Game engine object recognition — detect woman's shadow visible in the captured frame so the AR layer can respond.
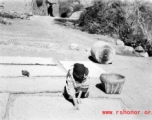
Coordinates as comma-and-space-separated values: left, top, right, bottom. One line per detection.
62, 86, 74, 105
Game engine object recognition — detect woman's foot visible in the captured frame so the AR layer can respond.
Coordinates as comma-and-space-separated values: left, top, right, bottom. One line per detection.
84, 92, 89, 98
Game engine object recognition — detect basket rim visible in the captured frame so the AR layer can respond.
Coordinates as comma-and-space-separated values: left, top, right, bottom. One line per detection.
100, 73, 125, 83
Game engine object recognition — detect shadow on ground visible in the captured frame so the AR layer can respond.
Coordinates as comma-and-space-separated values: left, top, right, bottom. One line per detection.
54, 18, 77, 26
88, 56, 98, 63
96, 83, 106, 93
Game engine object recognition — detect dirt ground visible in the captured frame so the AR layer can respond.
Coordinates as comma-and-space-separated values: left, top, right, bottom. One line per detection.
0, 16, 152, 120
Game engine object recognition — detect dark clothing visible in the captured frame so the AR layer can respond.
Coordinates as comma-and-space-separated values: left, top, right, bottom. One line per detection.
48, 5, 53, 16
47, 1, 56, 17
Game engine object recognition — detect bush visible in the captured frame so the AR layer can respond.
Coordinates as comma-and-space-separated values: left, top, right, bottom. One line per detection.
78, 0, 152, 56
79, 0, 126, 34
72, 4, 83, 12
59, 2, 71, 18
59, 0, 84, 18
0, 11, 30, 19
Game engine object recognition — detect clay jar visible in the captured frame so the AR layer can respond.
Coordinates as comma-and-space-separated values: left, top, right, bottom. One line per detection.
91, 41, 115, 64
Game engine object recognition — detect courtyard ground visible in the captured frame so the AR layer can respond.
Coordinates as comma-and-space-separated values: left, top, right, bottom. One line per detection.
0, 16, 152, 120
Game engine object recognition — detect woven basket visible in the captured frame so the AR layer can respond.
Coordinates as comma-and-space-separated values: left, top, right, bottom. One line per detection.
100, 73, 125, 94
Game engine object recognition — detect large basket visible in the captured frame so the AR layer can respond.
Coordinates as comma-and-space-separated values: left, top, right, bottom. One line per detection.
100, 73, 125, 94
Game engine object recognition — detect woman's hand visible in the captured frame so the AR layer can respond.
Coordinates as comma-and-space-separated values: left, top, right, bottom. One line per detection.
75, 87, 81, 92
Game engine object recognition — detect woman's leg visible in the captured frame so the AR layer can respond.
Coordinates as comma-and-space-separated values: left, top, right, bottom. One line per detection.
77, 90, 82, 104
84, 91, 89, 98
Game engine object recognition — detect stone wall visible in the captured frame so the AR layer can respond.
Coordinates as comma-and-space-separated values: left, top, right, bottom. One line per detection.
48, 0, 59, 16
0, 0, 59, 16
32, 0, 48, 16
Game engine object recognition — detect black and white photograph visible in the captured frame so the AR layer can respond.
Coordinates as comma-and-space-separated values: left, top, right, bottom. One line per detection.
0, 0, 152, 120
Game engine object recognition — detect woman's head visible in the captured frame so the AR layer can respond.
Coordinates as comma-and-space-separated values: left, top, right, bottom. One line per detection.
73, 63, 88, 82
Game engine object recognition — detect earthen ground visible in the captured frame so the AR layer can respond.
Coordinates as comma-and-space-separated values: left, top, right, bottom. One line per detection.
0, 16, 152, 120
